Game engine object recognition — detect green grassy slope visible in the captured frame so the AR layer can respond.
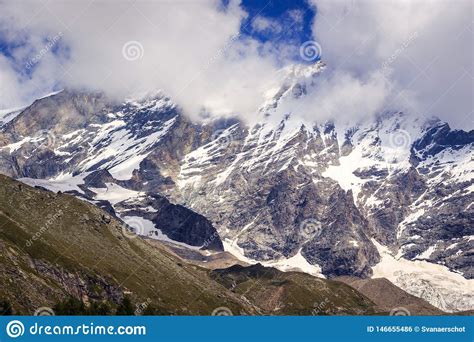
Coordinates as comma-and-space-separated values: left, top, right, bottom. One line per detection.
210, 264, 377, 315
0, 174, 253, 315
0, 174, 397, 316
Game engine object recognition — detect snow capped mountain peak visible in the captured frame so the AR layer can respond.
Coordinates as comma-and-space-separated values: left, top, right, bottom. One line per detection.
0, 82, 472, 312
260, 61, 326, 118
124, 89, 170, 105
279, 61, 326, 82
0, 106, 26, 127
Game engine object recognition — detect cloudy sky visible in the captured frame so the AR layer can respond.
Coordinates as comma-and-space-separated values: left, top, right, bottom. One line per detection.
0, 0, 472, 129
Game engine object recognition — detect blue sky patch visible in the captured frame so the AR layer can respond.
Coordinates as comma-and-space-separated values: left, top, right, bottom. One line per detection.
239, 0, 315, 44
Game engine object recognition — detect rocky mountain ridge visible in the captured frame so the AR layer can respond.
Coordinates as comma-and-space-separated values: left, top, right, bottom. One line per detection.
2, 173, 451, 316
0, 62, 472, 311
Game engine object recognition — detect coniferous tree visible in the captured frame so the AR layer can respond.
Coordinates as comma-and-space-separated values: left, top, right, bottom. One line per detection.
116, 296, 134, 315
53, 297, 86, 315
0, 299, 13, 315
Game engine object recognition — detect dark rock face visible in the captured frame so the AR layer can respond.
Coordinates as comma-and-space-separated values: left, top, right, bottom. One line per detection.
301, 187, 379, 278
83, 169, 116, 188
363, 167, 427, 246
32, 259, 124, 304
114, 193, 224, 251
412, 122, 474, 159
152, 201, 224, 251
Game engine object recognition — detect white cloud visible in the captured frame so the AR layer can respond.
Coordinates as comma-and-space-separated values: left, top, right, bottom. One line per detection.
310, 0, 473, 129
0, 0, 286, 122
251, 16, 282, 34
0, 0, 471, 131
302, 70, 392, 125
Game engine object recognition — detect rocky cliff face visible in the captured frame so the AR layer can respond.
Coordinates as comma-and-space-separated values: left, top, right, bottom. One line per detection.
6, 173, 441, 316
114, 192, 224, 251
0, 91, 224, 251
0, 62, 472, 311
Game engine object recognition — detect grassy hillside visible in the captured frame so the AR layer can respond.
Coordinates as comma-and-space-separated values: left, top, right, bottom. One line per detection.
210, 264, 376, 315
1, 174, 441, 316
0, 174, 254, 315
336, 276, 444, 315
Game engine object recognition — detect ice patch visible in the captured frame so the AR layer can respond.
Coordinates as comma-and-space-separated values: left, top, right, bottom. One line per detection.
223, 239, 324, 278
120, 215, 203, 250
90, 183, 144, 205
19, 172, 90, 194
371, 239, 474, 312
